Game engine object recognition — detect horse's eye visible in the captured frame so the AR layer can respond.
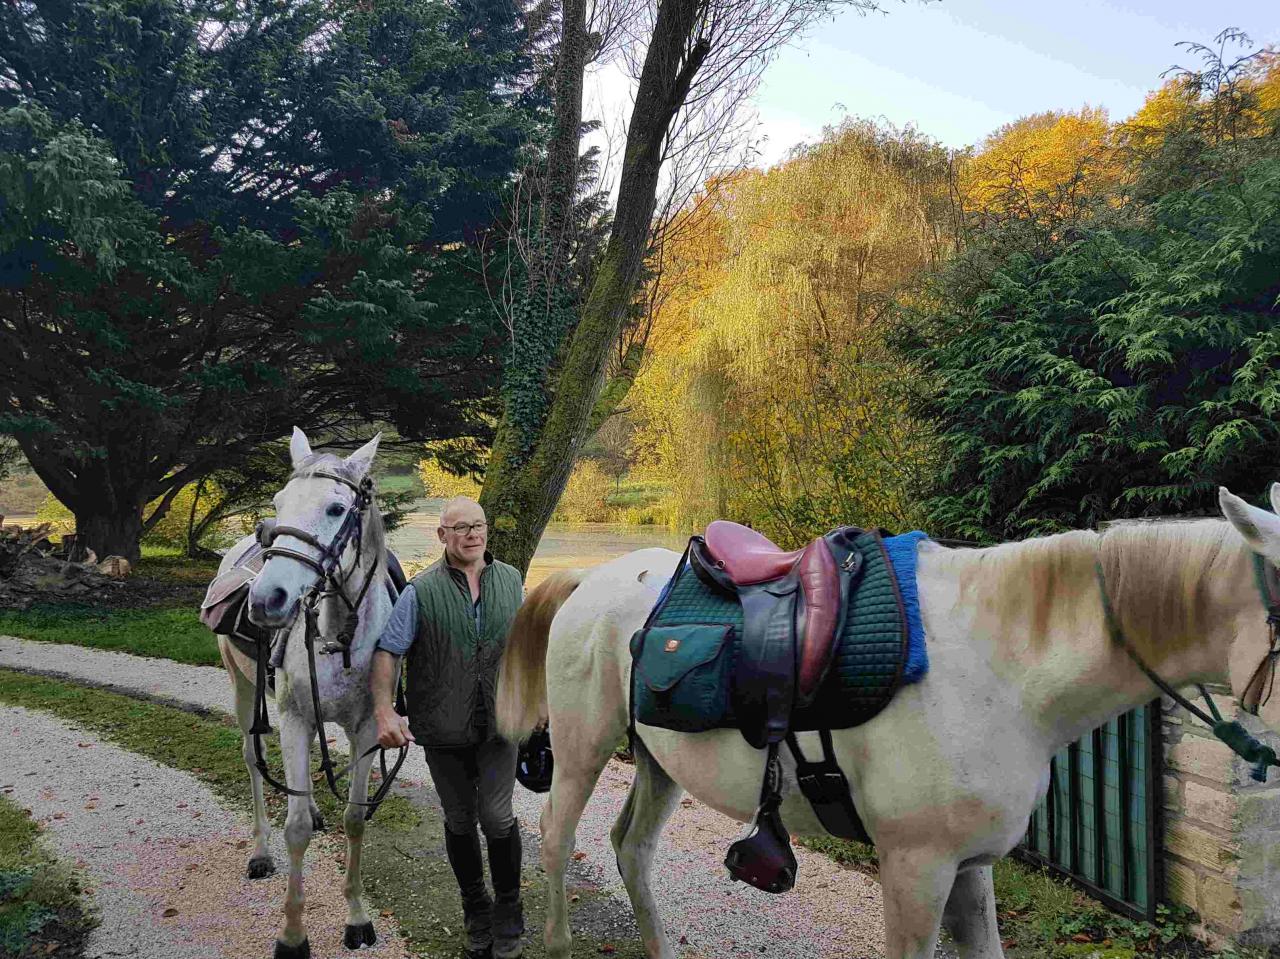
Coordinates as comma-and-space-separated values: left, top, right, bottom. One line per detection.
327, 503, 346, 518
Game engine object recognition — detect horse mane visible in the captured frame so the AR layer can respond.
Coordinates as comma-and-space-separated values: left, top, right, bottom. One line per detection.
292, 452, 387, 570
945, 519, 1250, 660
1098, 519, 1246, 661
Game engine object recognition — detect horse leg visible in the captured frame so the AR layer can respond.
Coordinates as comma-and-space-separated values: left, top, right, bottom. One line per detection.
609, 740, 682, 959
340, 722, 379, 950
941, 866, 1004, 959
275, 712, 316, 959
540, 731, 617, 959
221, 640, 275, 879
878, 847, 957, 959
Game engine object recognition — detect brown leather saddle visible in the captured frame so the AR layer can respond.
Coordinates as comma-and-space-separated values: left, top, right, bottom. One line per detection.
676, 522, 873, 893
693, 520, 861, 749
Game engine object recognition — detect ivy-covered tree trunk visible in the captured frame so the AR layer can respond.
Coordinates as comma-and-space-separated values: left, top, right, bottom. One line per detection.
481, 0, 710, 573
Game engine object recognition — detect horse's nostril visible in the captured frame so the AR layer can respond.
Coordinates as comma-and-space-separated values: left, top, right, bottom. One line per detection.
267, 586, 289, 612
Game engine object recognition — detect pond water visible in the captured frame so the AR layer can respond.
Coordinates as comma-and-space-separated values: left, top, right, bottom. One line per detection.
388, 499, 688, 587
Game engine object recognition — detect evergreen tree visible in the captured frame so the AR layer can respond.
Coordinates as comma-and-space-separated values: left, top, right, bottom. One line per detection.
0, 0, 539, 560
905, 37, 1280, 541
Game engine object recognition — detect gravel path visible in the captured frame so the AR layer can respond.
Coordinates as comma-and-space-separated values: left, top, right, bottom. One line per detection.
0, 636, 953, 959
0, 704, 408, 959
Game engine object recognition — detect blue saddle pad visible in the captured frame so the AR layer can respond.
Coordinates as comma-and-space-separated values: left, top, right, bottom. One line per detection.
882, 531, 930, 684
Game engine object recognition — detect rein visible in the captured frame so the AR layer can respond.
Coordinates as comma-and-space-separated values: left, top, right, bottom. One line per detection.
249, 468, 408, 819
1095, 554, 1280, 783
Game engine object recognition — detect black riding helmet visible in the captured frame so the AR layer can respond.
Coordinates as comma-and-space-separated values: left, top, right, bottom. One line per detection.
516, 726, 553, 793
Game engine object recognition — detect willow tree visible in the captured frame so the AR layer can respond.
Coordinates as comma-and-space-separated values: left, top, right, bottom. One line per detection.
479, 0, 882, 572
629, 120, 951, 544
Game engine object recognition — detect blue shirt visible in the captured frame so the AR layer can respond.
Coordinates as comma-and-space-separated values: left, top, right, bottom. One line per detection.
376, 586, 420, 656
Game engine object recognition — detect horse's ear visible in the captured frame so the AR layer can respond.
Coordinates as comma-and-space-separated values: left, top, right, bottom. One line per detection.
345, 433, 381, 480
1270, 482, 1280, 516
290, 427, 312, 468
1219, 487, 1280, 553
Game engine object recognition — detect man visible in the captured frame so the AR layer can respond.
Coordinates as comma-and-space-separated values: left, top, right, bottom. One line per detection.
371, 496, 525, 959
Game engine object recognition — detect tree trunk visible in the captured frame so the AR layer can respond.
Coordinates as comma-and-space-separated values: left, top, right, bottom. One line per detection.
73, 502, 144, 564
481, 0, 710, 574
20, 437, 150, 564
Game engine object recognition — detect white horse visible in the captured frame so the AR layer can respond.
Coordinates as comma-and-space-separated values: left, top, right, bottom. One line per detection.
495, 486, 1280, 959
216, 427, 392, 958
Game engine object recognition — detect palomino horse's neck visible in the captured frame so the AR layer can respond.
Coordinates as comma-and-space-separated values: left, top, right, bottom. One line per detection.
959, 521, 1257, 749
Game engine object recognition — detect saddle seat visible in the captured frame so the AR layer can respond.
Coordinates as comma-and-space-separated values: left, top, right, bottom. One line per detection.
702, 520, 845, 704
704, 521, 806, 585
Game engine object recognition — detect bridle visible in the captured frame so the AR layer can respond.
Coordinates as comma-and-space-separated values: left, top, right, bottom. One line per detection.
261, 468, 381, 661
248, 467, 408, 818
1096, 553, 1280, 783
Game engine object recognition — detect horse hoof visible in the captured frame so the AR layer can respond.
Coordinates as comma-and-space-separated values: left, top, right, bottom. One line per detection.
311, 811, 326, 832
247, 856, 276, 879
344, 922, 376, 949
274, 938, 310, 959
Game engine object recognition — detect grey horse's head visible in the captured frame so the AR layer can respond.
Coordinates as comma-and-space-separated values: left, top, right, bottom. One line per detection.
247, 426, 382, 628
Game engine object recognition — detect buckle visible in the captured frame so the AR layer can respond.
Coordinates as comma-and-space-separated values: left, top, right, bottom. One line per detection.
797, 768, 849, 805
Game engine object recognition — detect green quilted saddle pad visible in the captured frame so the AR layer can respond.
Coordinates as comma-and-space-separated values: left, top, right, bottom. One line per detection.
642, 529, 908, 732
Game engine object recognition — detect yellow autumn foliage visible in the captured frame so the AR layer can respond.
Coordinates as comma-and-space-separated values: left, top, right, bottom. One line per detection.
958, 106, 1118, 217
417, 457, 481, 499
630, 120, 948, 545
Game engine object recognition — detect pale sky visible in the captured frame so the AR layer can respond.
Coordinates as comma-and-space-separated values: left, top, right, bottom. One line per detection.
585, 0, 1280, 174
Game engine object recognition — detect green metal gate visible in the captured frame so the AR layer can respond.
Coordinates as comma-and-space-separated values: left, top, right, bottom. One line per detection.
1016, 701, 1164, 921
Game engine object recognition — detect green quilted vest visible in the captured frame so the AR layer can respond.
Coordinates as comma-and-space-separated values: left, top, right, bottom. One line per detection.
404, 555, 523, 748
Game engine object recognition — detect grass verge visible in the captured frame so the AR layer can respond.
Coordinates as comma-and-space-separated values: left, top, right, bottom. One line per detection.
795, 836, 1245, 958
0, 796, 96, 958
0, 669, 416, 829
0, 670, 645, 958
0, 605, 220, 666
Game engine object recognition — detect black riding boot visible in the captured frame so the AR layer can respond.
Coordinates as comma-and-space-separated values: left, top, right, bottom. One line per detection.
445, 826, 493, 959
487, 821, 525, 959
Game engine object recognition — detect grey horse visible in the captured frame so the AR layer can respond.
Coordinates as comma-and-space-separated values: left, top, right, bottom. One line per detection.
216, 427, 392, 958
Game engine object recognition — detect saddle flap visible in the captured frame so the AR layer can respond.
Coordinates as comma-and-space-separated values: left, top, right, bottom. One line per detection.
632, 624, 733, 693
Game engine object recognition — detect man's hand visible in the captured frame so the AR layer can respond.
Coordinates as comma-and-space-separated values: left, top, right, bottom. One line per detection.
375, 706, 414, 749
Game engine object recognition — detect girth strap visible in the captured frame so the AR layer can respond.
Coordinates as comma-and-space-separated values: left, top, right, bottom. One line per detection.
786, 730, 871, 844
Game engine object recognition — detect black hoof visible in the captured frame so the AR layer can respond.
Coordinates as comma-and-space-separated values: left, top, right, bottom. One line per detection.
311, 811, 326, 832
274, 938, 310, 959
343, 922, 376, 949
247, 856, 276, 879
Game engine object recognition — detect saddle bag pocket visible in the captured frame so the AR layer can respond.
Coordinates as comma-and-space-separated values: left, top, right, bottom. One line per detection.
199, 567, 270, 644
631, 624, 734, 733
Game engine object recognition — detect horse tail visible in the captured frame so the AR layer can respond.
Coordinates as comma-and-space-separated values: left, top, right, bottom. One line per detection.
497, 569, 585, 742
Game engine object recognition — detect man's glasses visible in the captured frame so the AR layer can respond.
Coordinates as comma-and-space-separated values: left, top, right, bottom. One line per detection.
444, 521, 487, 536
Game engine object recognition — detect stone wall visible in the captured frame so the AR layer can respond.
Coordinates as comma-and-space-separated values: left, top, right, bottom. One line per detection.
1161, 688, 1280, 948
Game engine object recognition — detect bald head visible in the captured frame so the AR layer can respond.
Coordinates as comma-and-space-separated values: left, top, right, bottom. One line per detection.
438, 497, 488, 569
440, 496, 485, 527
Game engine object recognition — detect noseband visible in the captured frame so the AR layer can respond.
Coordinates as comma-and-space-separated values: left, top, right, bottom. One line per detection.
1097, 553, 1280, 783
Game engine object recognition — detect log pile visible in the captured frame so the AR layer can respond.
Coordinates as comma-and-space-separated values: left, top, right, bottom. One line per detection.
0, 523, 129, 609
